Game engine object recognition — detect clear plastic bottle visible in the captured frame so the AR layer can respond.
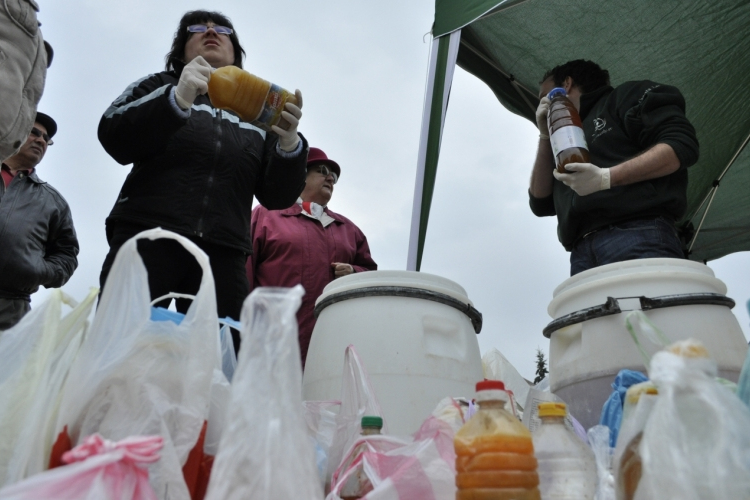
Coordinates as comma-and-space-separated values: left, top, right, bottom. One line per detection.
338, 416, 383, 500
547, 87, 590, 173
207, 66, 298, 132
454, 380, 540, 500
533, 402, 596, 500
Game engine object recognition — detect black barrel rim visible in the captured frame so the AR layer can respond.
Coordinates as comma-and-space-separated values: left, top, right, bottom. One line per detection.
313, 285, 483, 334
543, 292, 735, 338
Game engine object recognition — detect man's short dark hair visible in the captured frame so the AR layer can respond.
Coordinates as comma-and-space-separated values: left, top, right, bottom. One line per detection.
542, 60, 610, 94
165, 10, 246, 74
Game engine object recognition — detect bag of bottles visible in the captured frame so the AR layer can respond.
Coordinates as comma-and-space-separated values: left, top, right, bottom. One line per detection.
0, 288, 98, 487
52, 229, 222, 500
0, 434, 162, 500
635, 339, 750, 499
327, 416, 456, 500
204, 286, 322, 500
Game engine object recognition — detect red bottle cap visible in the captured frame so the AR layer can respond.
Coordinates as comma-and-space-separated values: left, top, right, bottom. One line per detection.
476, 379, 505, 392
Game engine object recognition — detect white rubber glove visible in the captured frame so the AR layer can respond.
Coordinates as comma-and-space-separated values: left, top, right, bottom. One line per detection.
536, 96, 551, 139
272, 89, 303, 151
553, 162, 611, 196
175, 56, 212, 110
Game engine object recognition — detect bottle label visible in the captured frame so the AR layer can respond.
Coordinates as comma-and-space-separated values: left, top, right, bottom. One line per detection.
254, 84, 286, 129
550, 125, 588, 158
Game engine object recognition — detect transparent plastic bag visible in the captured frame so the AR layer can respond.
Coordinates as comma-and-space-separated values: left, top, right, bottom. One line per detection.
304, 400, 340, 487
636, 340, 750, 499
204, 286, 322, 500
0, 434, 162, 500
0, 288, 98, 487
482, 347, 531, 410
587, 425, 615, 500
53, 229, 221, 500
326, 345, 386, 490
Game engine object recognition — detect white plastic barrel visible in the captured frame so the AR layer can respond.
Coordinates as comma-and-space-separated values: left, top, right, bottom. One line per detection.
547, 258, 748, 429
302, 270, 484, 436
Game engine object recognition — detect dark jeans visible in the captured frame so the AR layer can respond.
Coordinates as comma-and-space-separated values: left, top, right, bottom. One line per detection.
570, 216, 685, 276
99, 222, 249, 351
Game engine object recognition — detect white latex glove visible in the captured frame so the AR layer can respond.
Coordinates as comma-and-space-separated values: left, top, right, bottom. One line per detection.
553, 162, 611, 196
175, 56, 212, 110
272, 89, 303, 151
536, 96, 551, 139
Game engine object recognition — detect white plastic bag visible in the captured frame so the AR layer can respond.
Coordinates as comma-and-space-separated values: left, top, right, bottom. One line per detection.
0, 434, 162, 500
304, 400, 341, 487
0, 288, 98, 486
205, 286, 322, 500
326, 345, 386, 489
53, 229, 221, 500
482, 348, 531, 411
636, 340, 750, 499
587, 425, 615, 500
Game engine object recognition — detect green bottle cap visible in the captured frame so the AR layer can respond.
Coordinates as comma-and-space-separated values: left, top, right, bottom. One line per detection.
361, 416, 383, 428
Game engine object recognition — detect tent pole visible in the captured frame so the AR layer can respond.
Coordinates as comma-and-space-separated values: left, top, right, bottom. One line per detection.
406, 30, 461, 271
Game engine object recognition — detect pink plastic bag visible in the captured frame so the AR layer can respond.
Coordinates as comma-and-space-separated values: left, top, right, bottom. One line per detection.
327, 417, 456, 500
0, 434, 162, 500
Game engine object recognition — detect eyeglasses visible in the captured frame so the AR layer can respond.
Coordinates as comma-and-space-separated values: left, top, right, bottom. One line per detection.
186, 24, 233, 36
30, 127, 53, 146
310, 165, 338, 184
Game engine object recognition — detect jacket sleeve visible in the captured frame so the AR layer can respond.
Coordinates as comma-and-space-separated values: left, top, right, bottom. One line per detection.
98, 73, 188, 165
351, 227, 378, 273
529, 190, 556, 217
622, 82, 700, 169
254, 134, 309, 210
42, 199, 79, 288
245, 206, 265, 292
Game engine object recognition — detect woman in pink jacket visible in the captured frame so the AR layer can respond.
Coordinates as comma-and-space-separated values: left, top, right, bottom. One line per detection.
247, 147, 377, 366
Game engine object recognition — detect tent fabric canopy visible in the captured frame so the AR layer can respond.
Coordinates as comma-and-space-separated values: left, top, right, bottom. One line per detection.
416, 0, 750, 264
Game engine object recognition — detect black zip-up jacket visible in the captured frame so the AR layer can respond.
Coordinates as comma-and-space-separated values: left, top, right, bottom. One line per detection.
98, 70, 308, 253
0, 169, 79, 300
530, 80, 699, 250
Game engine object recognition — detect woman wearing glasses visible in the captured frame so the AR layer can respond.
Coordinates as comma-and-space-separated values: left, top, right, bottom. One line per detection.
247, 148, 377, 367
97, 10, 307, 351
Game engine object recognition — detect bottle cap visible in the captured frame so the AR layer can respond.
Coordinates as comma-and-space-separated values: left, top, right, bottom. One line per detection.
361, 416, 383, 428
476, 379, 505, 392
547, 87, 567, 99
537, 402, 567, 417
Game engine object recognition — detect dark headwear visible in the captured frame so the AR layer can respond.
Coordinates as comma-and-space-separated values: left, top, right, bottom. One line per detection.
307, 148, 341, 179
35, 112, 57, 138
43, 40, 53, 68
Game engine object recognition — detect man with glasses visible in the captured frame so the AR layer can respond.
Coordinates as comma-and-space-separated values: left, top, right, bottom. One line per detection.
0, 112, 79, 330
247, 147, 377, 367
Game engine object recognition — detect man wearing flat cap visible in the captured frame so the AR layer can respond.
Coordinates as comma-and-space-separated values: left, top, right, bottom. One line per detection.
0, 112, 79, 330
247, 147, 377, 366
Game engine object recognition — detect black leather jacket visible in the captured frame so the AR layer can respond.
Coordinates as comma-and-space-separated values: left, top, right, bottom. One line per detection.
98, 70, 308, 253
0, 169, 79, 300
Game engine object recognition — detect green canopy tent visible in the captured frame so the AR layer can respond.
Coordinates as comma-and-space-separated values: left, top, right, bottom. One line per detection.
407, 0, 750, 271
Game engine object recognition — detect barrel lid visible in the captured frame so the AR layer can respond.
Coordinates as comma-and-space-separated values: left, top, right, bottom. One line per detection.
315, 270, 472, 307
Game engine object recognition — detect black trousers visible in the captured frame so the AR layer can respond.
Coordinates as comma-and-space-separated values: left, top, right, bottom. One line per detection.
99, 222, 249, 352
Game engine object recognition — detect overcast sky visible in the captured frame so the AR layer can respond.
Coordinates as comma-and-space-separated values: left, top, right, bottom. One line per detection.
30, 0, 750, 380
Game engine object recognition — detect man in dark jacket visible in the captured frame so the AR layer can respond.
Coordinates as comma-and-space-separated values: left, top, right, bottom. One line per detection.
529, 60, 699, 275
97, 10, 307, 350
0, 112, 78, 330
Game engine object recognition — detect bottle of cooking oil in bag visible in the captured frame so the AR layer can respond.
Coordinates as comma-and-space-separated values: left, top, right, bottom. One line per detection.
208, 66, 298, 132
338, 416, 383, 500
533, 402, 596, 499
547, 87, 590, 173
454, 380, 540, 500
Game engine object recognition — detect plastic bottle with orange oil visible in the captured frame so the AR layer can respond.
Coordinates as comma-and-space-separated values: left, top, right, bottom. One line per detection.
454, 380, 541, 500
208, 66, 298, 132
547, 87, 590, 173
